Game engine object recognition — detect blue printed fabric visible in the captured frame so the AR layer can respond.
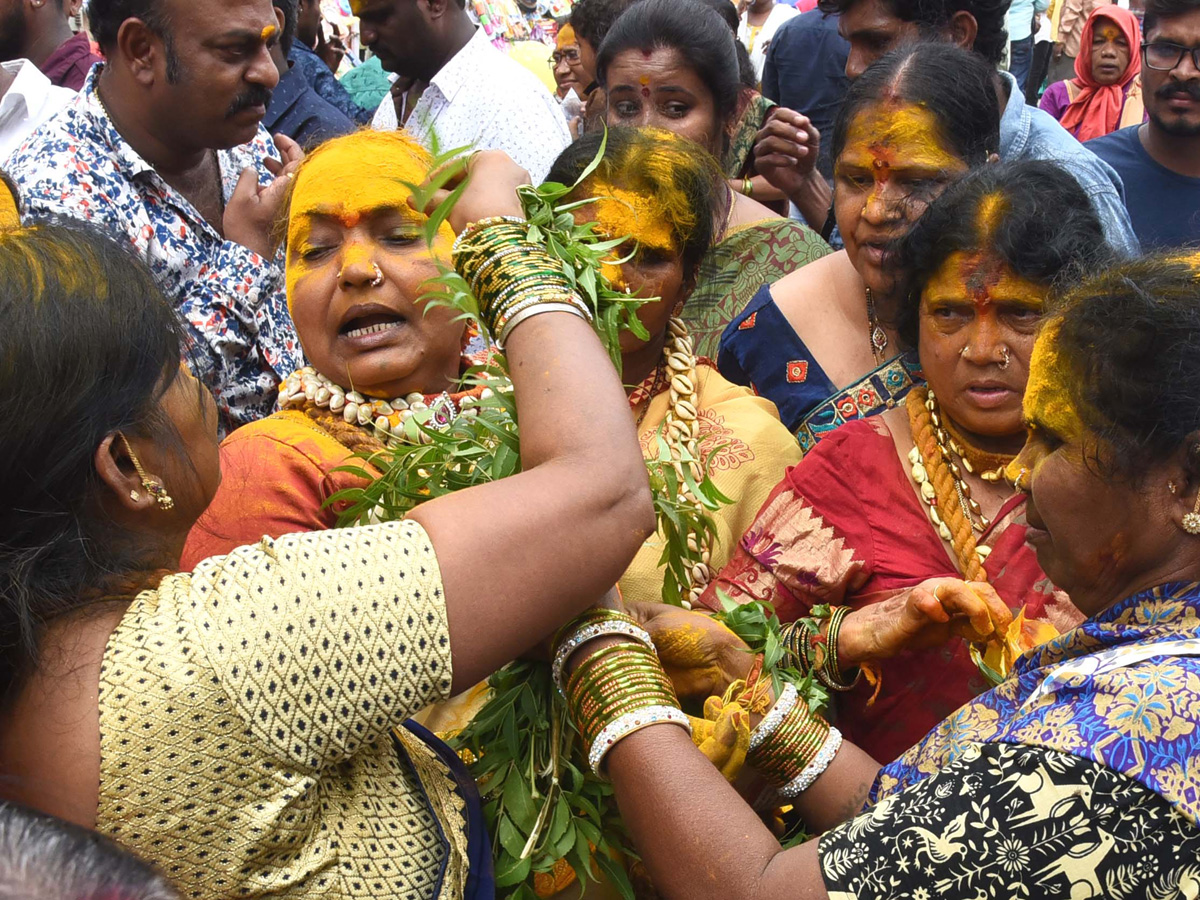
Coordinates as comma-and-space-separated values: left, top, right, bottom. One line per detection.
876, 580, 1200, 827
6, 65, 304, 433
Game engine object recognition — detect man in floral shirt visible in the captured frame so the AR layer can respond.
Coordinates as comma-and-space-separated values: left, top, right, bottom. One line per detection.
7, 0, 305, 433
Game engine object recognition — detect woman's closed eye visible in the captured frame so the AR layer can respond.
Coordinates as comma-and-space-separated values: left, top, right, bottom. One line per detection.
299, 243, 337, 263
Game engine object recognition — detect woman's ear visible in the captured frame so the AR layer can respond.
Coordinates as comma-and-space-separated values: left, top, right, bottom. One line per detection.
1169, 433, 1200, 534
94, 433, 155, 513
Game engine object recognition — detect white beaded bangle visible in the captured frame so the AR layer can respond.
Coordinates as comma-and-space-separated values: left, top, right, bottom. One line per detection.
588, 705, 692, 775
497, 301, 591, 348
748, 683, 798, 752
778, 727, 843, 798
552, 619, 655, 695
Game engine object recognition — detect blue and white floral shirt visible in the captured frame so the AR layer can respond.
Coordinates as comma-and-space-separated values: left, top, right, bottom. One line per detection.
6, 65, 304, 433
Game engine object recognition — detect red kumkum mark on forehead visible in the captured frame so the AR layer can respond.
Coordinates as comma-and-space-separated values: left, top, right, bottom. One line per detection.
959, 252, 1005, 308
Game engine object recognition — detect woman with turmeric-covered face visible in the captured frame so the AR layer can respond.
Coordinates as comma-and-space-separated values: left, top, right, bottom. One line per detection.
548, 247, 1200, 900
547, 126, 803, 608
181, 131, 480, 567
594, 0, 831, 359
700, 160, 1106, 762
719, 43, 1001, 451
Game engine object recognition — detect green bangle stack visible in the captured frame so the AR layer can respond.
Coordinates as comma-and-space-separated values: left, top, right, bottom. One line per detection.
781, 606, 862, 692
451, 217, 592, 345
553, 612, 691, 776
747, 683, 843, 798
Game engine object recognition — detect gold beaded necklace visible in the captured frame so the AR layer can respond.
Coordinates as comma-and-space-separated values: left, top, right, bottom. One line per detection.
906, 388, 1016, 577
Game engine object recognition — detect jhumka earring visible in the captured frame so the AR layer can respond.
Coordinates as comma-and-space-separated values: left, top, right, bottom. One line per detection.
1183, 490, 1200, 535
119, 434, 174, 511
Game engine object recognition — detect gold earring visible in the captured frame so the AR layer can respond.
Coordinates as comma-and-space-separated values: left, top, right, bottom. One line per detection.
130, 489, 140, 501
119, 434, 175, 511
1184, 491, 1200, 535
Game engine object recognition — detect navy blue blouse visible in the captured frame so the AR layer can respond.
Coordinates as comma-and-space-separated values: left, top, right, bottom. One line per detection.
718, 284, 923, 451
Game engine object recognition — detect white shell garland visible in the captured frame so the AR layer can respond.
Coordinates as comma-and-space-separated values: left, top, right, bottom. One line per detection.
652, 317, 713, 609
279, 367, 477, 449
907, 391, 994, 564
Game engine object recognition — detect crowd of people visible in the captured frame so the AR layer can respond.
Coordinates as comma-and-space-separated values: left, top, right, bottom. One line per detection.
0, 0, 1199, 896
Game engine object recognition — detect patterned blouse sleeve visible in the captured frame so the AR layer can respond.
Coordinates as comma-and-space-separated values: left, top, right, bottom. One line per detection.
184, 519, 453, 771
819, 742, 1200, 900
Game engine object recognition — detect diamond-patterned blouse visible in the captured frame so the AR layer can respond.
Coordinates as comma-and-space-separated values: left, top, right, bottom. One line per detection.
97, 520, 469, 900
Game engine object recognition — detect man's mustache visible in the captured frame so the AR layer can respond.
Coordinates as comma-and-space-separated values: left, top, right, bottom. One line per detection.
227, 85, 274, 117
1156, 80, 1200, 102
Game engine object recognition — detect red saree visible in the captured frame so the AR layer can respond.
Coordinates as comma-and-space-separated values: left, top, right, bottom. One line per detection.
697, 416, 1081, 763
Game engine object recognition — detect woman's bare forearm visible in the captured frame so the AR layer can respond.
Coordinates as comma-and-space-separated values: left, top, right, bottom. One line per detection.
604, 725, 883, 900
412, 312, 655, 691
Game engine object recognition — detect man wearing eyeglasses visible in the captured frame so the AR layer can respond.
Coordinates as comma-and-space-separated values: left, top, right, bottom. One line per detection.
1087, 0, 1200, 249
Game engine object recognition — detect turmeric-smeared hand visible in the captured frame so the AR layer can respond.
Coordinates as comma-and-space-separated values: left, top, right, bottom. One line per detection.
837, 579, 1014, 667
690, 697, 751, 782
625, 601, 755, 700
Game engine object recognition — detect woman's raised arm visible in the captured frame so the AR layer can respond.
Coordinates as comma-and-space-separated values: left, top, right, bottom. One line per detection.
407, 152, 656, 692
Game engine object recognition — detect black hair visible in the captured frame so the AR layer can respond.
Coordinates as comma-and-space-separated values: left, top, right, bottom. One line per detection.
831, 42, 1001, 170
693, 0, 739, 32
892, 160, 1110, 346
817, 0, 1011, 66
87, 0, 182, 81
1052, 252, 1200, 480
547, 126, 730, 286
570, 0, 643, 50
596, 0, 743, 125
273, 0, 298, 55
0, 223, 185, 706
1143, 0, 1200, 36
689, 0, 758, 88
0, 802, 178, 900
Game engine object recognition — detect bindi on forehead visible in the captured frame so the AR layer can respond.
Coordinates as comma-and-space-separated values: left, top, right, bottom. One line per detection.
957, 252, 1005, 307
842, 100, 961, 178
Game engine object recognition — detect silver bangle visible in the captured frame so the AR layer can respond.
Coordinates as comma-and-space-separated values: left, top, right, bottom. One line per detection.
496, 301, 590, 347
588, 705, 692, 776
748, 683, 798, 752
552, 619, 655, 695
778, 727, 843, 798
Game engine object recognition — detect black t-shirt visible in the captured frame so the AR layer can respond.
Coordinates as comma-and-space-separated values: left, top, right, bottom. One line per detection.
1087, 125, 1200, 251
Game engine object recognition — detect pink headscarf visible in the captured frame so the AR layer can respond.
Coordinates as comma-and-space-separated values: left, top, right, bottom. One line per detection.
1060, 6, 1142, 143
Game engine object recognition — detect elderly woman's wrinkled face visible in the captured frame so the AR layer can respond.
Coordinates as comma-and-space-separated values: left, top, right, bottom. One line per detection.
1090, 19, 1131, 86
572, 180, 688, 354
835, 99, 970, 298
918, 248, 1044, 448
286, 139, 465, 400
604, 48, 724, 157
1007, 324, 1183, 617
